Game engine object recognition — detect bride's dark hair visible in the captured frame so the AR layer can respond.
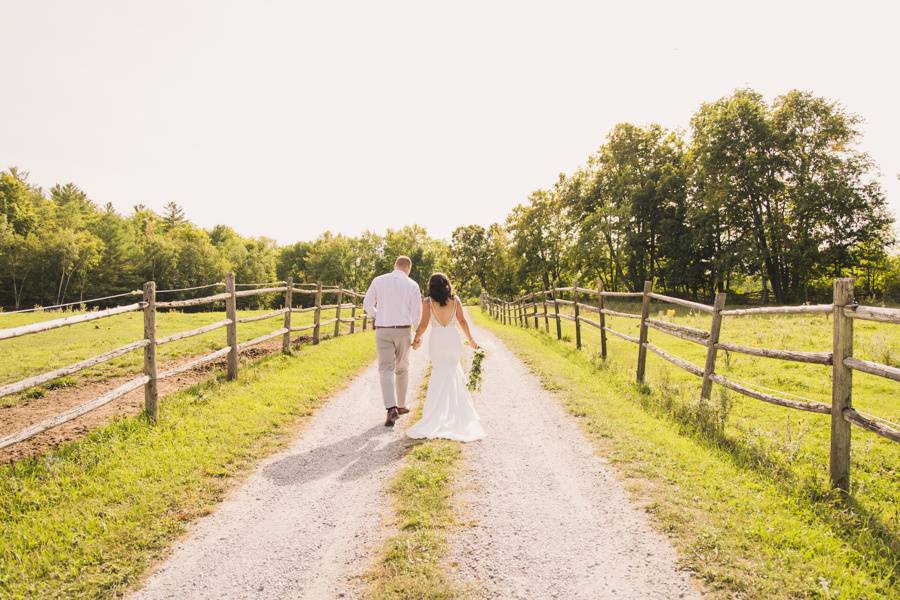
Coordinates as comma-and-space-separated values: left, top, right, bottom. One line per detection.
427, 273, 453, 306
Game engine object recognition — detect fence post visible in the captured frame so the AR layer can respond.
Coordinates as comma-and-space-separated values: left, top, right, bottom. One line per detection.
597, 282, 607, 360
533, 295, 539, 328
361, 296, 368, 331
334, 288, 343, 337
700, 291, 728, 400
636, 280, 652, 384
313, 282, 323, 344
573, 283, 582, 350
225, 272, 238, 380
282, 276, 293, 354
552, 287, 562, 340
519, 298, 525, 327
830, 278, 854, 492
349, 298, 357, 334
543, 289, 549, 333
142, 281, 159, 422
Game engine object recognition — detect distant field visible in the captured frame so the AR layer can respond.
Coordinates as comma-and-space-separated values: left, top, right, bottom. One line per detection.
0, 306, 355, 407
539, 298, 899, 417
513, 299, 898, 540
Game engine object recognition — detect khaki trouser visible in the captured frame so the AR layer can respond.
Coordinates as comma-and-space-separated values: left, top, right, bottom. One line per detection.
375, 327, 412, 409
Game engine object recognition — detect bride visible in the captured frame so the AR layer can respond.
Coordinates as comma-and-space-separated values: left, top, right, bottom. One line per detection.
407, 273, 486, 442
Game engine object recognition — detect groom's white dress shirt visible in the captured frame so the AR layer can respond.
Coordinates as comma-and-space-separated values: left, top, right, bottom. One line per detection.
363, 269, 423, 327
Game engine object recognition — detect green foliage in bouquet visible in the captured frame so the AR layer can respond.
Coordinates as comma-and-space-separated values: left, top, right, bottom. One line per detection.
467, 348, 486, 392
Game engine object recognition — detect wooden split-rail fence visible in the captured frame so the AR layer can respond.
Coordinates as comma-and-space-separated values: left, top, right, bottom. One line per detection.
0, 275, 369, 451
480, 278, 899, 491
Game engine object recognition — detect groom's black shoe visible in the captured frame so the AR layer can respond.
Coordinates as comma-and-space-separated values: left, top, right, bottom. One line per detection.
397, 407, 410, 415
385, 407, 400, 427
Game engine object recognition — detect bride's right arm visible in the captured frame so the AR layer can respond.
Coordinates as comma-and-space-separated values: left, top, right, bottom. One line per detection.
455, 297, 479, 349
412, 299, 430, 349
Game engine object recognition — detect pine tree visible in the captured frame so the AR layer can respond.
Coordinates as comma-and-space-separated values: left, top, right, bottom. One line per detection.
162, 201, 186, 230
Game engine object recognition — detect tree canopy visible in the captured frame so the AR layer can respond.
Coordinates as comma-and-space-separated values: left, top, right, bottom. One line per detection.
1, 88, 896, 310
448, 89, 896, 303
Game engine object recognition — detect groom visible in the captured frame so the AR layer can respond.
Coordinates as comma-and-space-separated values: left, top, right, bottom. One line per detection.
363, 256, 423, 427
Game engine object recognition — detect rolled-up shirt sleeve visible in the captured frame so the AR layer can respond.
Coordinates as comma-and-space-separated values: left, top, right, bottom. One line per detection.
363, 280, 378, 322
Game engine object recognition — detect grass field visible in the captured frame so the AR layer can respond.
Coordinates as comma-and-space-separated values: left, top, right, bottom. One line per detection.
365, 373, 464, 600
0, 305, 354, 407
473, 306, 898, 599
0, 331, 375, 599
535, 299, 898, 513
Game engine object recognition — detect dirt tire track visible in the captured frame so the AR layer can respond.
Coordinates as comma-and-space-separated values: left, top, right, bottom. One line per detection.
130, 345, 429, 599
446, 324, 701, 599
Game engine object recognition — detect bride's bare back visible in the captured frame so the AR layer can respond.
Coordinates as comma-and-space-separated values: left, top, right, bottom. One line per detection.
413, 295, 479, 350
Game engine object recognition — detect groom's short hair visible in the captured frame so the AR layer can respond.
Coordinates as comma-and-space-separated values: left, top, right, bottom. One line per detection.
395, 256, 412, 270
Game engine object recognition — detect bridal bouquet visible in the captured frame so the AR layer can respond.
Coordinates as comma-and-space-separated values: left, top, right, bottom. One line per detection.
467, 348, 486, 392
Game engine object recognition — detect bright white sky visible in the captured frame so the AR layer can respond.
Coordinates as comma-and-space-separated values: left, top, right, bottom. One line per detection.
3, 0, 898, 244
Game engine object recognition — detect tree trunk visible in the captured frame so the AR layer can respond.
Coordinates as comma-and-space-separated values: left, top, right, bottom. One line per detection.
750, 206, 786, 303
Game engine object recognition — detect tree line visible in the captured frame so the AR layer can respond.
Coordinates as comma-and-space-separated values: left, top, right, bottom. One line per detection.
1, 88, 897, 312
447, 89, 897, 304
0, 169, 451, 310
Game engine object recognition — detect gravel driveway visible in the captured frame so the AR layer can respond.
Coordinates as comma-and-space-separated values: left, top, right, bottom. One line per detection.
132, 321, 699, 599
132, 342, 429, 599
446, 325, 700, 599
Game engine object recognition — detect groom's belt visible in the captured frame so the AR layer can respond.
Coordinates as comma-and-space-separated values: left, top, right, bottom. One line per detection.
374, 324, 411, 329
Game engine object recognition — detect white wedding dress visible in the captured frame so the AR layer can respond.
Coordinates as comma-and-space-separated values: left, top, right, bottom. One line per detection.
407, 298, 486, 442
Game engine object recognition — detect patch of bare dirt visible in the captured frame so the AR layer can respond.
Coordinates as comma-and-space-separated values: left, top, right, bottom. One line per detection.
0, 337, 316, 464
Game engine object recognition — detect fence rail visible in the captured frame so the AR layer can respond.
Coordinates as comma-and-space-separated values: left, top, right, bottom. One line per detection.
481, 277, 899, 492
0, 303, 146, 341
0, 274, 370, 451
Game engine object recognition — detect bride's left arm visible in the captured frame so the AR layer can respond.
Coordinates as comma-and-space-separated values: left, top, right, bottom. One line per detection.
455, 298, 479, 350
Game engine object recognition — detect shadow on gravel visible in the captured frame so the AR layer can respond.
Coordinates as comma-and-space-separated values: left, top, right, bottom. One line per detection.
263, 423, 407, 485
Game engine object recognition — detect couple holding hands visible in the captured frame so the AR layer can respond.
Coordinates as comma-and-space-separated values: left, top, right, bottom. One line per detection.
362, 256, 485, 441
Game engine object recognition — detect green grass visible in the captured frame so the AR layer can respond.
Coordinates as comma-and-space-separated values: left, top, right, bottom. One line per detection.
525, 300, 898, 521
474, 307, 898, 599
0, 307, 349, 407
365, 374, 464, 600
0, 331, 376, 599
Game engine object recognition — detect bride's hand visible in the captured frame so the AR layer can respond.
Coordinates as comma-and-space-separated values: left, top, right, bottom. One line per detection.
412, 337, 422, 349
469, 340, 480, 350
